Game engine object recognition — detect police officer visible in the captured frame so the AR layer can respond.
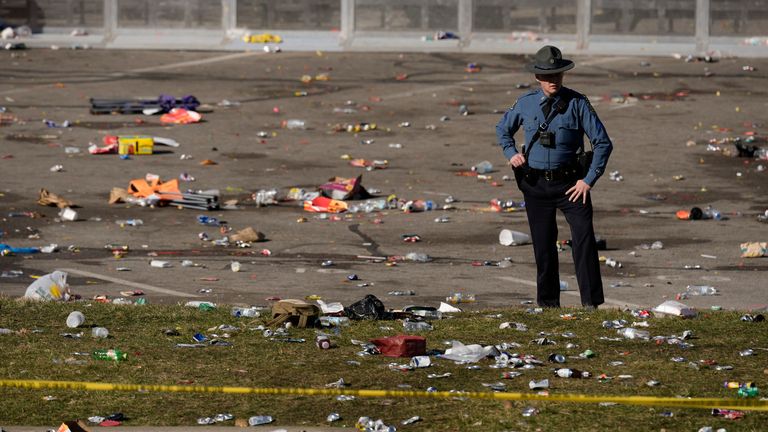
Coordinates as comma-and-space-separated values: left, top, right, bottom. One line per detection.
496, 45, 613, 309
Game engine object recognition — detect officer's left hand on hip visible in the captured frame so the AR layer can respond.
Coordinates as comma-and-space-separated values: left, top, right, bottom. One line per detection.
566, 180, 591, 204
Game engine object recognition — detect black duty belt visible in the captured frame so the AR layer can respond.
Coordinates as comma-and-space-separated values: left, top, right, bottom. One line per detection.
528, 164, 579, 181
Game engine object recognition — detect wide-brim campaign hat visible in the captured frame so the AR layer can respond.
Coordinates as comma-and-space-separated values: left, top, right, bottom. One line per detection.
526, 45, 575, 74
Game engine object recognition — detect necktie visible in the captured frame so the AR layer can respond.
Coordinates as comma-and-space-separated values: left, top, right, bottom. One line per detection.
542, 97, 554, 118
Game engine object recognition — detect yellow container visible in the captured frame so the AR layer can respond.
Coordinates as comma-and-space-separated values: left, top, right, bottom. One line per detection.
118, 136, 154, 155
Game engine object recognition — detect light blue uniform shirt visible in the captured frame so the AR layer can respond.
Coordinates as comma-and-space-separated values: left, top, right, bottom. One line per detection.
496, 87, 613, 186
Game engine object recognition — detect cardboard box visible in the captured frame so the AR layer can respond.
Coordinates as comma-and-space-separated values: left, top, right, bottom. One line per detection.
118, 136, 154, 155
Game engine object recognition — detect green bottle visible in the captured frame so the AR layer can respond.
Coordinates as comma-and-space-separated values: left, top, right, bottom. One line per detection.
92, 349, 127, 361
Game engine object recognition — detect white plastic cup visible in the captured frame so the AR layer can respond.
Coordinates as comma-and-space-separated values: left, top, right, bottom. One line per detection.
499, 229, 531, 246
66, 311, 85, 328
92, 327, 109, 338
410, 356, 432, 368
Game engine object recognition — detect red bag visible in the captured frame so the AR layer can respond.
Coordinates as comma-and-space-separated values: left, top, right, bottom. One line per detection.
370, 335, 426, 357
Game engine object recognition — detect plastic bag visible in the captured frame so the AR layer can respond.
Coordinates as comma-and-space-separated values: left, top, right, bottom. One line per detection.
24, 271, 70, 301
441, 340, 495, 363
345, 294, 391, 320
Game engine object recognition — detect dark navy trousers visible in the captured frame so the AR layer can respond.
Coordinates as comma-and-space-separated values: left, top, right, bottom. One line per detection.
516, 171, 604, 307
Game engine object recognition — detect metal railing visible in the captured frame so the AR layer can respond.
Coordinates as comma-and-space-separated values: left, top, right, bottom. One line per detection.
0, 0, 766, 55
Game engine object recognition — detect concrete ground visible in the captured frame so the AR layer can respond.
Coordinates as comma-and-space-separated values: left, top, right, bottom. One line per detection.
0, 47, 766, 315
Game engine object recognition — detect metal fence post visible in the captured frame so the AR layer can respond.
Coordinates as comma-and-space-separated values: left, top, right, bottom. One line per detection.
696, 0, 710, 54
458, 0, 472, 47
222, 0, 236, 32
103, 0, 117, 41
341, 0, 354, 48
576, 0, 591, 51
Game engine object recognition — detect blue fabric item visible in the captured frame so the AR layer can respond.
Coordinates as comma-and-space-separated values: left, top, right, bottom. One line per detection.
157, 94, 177, 113
496, 87, 613, 186
180, 95, 200, 111
156, 94, 200, 113
0, 243, 40, 254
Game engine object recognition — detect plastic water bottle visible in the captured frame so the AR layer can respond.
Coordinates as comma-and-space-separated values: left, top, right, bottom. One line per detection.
231, 307, 260, 318
319, 316, 351, 327
388, 290, 416, 296
403, 320, 433, 332
253, 189, 278, 207
685, 285, 717, 296
248, 416, 273, 426
92, 349, 127, 361
446, 292, 476, 304
282, 119, 306, 130
405, 252, 431, 262
617, 328, 650, 340
704, 206, 722, 221
471, 160, 493, 174
196, 215, 220, 226
554, 368, 590, 378
115, 219, 143, 227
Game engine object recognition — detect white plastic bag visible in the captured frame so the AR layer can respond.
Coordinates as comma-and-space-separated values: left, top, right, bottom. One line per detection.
317, 299, 344, 314
24, 271, 70, 301
441, 340, 494, 363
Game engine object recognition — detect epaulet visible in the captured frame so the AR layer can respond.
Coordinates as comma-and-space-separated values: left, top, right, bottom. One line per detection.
510, 90, 537, 110
564, 88, 586, 101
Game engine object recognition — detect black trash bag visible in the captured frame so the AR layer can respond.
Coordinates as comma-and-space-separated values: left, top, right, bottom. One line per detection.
735, 142, 758, 158
345, 294, 392, 320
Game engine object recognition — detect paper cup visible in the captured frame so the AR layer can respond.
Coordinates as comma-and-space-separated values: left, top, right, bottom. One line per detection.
499, 229, 531, 246
66, 311, 85, 328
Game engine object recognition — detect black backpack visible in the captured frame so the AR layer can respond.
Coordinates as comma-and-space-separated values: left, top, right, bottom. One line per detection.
345, 294, 391, 320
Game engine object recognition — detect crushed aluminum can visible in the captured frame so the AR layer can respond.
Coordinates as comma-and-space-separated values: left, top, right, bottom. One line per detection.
739, 349, 755, 357
213, 413, 233, 422
532, 337, 556, 345
197, 417, 215, 425
327, 412, 341, 422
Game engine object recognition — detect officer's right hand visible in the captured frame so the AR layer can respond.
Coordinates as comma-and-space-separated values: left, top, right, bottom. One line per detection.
509, 154, 526, 168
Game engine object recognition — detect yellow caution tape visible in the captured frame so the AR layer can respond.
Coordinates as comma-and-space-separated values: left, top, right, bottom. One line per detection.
1, 379, 766, 411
